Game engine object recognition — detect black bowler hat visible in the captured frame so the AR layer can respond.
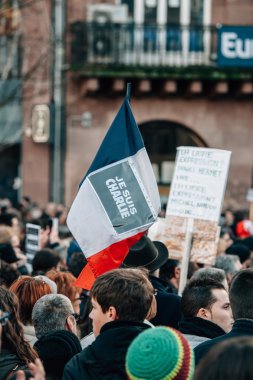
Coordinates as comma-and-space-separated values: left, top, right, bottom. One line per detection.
123, 235, 169, 272
0, 243, 19, 264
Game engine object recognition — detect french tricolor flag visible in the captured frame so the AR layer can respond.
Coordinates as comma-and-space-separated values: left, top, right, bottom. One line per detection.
67, 91, 161, 289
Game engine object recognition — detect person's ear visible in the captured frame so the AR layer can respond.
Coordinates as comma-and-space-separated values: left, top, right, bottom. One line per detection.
175, 266, 181, 279
107, 306, 117, 321
196, 308, 210, 320
66, 315, 76, 333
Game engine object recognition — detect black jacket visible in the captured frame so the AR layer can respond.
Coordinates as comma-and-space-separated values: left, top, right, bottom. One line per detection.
194, 319, 253, 364
179, 316, 226, 339
149, 276, 182, 328
0, 349, 28, 380
62, 320, 150, 380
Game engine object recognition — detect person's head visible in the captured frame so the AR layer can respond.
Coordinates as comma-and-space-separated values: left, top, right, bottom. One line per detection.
89, 268, 155, 337
0, 225, 13, 244
9, 276, 52, 325
215, 254, 241, 285
126, 326, 195, 380
44, 202, 57, 218
0, 286, 38, 363
217, 228, 233, 255
32, 294, 77, 339
123, 236, 169, 277
46, 270, 82, 314
181, 278, 233, 333
194, 336, 253, 380
0, 242, 19, 266
0, 263, 20, 287
0, 212, 20, 232
32, 249, 61, 275
224, 209, 235, 227
191, 267, 228, 290
159, 259, 181, 289
34, 330, 82, 378
68, 251, 87, 278
34, 275, 58, 294
30, 217, 53, 248
226, 243, 251, 268
229, 268, 253, 320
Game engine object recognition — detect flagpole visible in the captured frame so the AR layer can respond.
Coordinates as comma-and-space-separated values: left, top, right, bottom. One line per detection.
126, 82, 131, 102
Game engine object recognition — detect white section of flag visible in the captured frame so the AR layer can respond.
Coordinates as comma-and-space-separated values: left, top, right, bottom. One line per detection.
67, 148, 160, 258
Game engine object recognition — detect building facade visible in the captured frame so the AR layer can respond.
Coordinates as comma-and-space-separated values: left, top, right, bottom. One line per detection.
0, 0, 253, 210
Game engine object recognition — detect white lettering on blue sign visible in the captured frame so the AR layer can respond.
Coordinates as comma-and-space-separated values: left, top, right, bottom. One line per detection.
105, 177, 137, 219
221, 32, 253, 59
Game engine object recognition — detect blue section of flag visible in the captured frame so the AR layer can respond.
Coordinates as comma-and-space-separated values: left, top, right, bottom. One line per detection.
80, 97, 144, 186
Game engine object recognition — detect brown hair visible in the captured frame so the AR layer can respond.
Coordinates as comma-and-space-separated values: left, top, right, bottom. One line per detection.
0, 225, 13, 244
194, 336, 253, 380
9, 276, 51, 325
0, 285, 38, 363
90, 268, 154, 321
46, 270, 81, 302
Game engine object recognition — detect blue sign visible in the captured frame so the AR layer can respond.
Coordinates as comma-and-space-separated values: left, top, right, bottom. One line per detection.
218, 26, 253, 67
88, 160, 155, 235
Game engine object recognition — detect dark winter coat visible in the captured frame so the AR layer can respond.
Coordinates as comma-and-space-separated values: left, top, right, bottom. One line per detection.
62, 320, 150, 380
0, 349, 28, 380
194, 319, 253, 364
178, 316, 226, 348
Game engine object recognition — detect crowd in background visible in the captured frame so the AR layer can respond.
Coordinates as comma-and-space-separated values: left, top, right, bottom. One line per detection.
0, 195, 253, 379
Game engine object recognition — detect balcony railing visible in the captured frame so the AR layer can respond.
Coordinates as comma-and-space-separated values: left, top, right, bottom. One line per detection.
70, 23, 218, 69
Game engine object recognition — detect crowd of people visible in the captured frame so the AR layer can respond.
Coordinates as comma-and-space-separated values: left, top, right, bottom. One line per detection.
0, 196, 253, 379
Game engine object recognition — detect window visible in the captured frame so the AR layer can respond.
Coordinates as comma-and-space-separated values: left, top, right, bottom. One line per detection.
139, 120, 207, 184
121, 0, 134, 18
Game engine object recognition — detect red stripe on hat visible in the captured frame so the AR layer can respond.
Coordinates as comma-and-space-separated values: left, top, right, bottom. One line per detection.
74, 231, 145, 290
173, 331, 193, 380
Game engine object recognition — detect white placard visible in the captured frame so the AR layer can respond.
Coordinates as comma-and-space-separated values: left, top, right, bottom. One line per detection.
166, 147, 231, 222
25, 223, 41, 272
247, 188, 253, 202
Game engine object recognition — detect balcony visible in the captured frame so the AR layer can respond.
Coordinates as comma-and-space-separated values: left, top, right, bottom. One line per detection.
70, 23, 253, 80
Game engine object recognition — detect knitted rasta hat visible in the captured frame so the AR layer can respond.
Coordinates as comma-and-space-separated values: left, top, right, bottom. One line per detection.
126, 326, 195, 380
34, 330, 82, 377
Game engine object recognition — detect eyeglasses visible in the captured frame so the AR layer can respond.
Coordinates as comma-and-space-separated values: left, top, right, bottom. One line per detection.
71, 313, 80, 322
0, 312, 10, 326
74, 294, 87, 301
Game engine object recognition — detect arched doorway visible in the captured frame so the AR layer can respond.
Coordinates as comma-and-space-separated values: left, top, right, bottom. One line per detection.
139, 120, 208, 206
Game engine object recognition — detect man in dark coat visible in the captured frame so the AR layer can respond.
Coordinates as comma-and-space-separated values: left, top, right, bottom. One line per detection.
194, 268, 253, 364
178, 278, 233, 348
62, 268, 154, 380
123, 235, 182, 328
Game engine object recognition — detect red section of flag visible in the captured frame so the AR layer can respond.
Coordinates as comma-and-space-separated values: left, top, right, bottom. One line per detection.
75, 231, 145, 290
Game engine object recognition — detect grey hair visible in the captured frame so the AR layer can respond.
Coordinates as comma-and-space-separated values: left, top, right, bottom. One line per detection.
34, 275, 58, 294
214, 255, 240, 276
192, 267, 226, 284
32, 294, 74, 339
